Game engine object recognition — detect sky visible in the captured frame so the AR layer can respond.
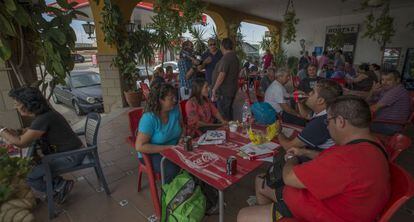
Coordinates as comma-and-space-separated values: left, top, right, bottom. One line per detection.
45, 0, 268, 45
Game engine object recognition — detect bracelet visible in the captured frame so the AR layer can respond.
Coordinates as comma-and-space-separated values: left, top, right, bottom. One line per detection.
0, 127, 7, 134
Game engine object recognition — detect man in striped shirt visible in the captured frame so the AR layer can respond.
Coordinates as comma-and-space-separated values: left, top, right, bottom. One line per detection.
369, 70, 412, 135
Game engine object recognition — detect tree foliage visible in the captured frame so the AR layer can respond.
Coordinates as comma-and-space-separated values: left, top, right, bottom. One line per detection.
189, 26, 207, 55
363, 2, 395, 49
0, 0, 86, 99
151, 0, 206, 65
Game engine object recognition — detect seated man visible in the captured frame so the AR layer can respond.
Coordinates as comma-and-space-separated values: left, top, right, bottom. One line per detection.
297, 64, 323, 94
264, 68, 298, 116
238, 95, 390, 222
368, 70, 412, 135
278, 79, 343, 151
260, 67, 276, 95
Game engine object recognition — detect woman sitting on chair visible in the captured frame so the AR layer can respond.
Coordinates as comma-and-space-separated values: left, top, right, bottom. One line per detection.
135, 83, 182, 183
185, 78, 228, 136
0, 87, 82, 202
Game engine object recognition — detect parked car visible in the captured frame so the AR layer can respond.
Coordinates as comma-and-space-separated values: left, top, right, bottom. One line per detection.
53, 71, 103, 115
137, 66, 154, 78
153, 61, 179, 74
71, 54, 85, 63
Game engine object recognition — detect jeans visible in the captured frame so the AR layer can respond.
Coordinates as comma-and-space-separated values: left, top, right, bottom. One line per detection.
217, 95, 235, 121
139, 153, 180, 183
27, 154, 84, 192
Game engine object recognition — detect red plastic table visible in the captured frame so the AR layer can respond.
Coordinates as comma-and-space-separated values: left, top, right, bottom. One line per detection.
160, 124, 302, 222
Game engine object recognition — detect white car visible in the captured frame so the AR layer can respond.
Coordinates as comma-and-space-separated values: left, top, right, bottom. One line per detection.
153, 61, 179, 74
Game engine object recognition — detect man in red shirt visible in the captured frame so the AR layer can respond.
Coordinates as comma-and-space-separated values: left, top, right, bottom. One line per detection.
237, 95, 390, 222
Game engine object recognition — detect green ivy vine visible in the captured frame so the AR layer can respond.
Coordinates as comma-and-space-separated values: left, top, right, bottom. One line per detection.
283, 10, 299, 44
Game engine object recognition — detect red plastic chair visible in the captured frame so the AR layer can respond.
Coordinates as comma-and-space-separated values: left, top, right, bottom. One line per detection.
126, 108, 161, 217
253, 80, 264, 102
238, 79, 253, 105
331, 78, 346, 87
139, 82, 151, 100
384, 133, 412, 162
179, 100, 188, 123
377, 163, 414, 222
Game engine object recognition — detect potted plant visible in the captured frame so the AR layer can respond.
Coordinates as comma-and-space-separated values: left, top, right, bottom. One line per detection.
0, 145, 35, 222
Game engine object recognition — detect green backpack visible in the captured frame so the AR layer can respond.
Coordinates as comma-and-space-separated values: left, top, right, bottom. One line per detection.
161, 171, 206, 222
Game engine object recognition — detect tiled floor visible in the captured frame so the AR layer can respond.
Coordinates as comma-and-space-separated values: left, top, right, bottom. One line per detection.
33, 103, 414, 222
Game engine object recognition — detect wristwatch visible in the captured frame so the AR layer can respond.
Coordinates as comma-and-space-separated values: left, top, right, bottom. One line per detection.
284, 154, 297, 162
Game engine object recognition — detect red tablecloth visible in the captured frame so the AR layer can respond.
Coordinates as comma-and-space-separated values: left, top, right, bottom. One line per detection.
161, 124, 303, 191
162, 129, 266, 191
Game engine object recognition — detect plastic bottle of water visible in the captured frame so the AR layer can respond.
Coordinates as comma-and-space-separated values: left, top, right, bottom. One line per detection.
242, 100, 251, 133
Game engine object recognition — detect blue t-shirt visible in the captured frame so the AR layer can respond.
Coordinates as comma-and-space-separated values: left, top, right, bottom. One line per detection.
202, 50, 223, 85
137, 106, 182, 158
297, 110, 334, 150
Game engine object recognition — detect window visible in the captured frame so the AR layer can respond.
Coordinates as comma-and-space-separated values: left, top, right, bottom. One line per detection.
71, 73, 101, 88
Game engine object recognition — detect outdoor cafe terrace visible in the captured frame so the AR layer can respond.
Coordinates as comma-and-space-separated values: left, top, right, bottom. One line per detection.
31, 105, 414, 222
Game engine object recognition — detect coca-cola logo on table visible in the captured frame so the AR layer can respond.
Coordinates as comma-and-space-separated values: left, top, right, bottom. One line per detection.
187, 152, 222, 168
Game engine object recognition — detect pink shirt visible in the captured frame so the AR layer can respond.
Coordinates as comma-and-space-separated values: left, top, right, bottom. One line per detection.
318, 55, 329, 69
185, 98, 219, 136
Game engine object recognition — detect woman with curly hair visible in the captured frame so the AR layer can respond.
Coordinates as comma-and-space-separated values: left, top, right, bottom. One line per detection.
0, 87, 82, 203
135, 83, 182, 183
185, 78, 227, 136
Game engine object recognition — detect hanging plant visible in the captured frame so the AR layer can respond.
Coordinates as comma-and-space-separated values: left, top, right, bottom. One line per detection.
283, 0, 299, 44
362, 2, 395, 49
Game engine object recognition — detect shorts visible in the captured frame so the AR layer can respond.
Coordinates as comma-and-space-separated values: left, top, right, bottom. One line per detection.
272, 186, 293, 221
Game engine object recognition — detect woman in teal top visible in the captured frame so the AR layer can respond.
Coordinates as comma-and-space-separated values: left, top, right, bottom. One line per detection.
136, 83, 182, 183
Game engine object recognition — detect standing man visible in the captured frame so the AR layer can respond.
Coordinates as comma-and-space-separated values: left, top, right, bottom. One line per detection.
212, 38, 240, 120
318, 51, 329, 70
260, 67, 276, 94
178, 40, 196, 89
298, 51, 310, 71
262, 49, 274, 70
198, 38, 223, 86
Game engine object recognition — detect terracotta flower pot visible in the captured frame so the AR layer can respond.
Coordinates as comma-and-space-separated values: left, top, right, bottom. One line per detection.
124, 91, 143, 107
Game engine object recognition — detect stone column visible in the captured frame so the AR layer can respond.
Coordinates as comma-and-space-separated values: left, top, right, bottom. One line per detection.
97, 54, 124, 113
0, 62, 22, 129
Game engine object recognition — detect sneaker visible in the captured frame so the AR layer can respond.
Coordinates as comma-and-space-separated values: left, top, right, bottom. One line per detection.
205, 202, 219, 216
55, 180, 74, 204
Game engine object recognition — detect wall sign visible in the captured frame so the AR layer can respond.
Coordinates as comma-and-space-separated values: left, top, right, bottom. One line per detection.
324, 24, 359, 63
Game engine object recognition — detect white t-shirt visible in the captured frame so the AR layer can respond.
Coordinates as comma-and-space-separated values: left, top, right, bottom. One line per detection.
264, 80, 288, 113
